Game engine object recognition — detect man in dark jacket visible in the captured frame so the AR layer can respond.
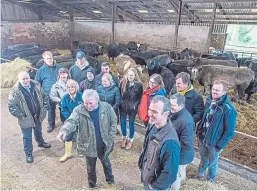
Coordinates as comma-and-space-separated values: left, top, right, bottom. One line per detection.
95, 62, 119, 87
197, 80, 237, 182
69, 51, 93, 84
169, 93, 195, 190
57, 89, 117, 188
8, 71, 51, 163
35, 51, 61, 133
79, 67, 97, 92
138, 95, 180, 190
175, 72, 204, 123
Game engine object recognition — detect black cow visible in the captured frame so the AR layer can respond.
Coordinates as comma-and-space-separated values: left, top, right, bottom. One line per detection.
108, 43, 121, 60
126, 50, 163, 66
85, 55, 104, 75
78, 42, 102, 57
127, 41, 137, 51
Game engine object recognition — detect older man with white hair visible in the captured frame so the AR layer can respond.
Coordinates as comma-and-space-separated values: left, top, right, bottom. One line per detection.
8, 71, 51, 163
57, 89, 117, 188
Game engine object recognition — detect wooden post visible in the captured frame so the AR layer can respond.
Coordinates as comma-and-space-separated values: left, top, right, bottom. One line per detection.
206, 3, 217, 53
174, 0, 182, 57
112, 3, 116, 43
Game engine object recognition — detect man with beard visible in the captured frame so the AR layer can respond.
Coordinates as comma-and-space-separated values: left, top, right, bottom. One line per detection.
197, 80, 237, 182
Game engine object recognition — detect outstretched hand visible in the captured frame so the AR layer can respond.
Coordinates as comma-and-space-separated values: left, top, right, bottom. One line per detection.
56, 132, 66, 142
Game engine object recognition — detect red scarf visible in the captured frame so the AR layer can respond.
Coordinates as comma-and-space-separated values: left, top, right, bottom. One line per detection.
138, 86, 160, 122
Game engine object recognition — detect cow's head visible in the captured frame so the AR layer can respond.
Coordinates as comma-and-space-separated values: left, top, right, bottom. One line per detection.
187, 66, 203, 81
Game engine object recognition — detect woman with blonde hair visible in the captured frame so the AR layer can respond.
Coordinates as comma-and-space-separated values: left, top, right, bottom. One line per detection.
59, 79, 83, 162
119, 68, 143, 149
138, 73, 167, 127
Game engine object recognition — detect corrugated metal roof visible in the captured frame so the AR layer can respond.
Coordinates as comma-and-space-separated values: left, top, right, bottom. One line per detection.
2, 0, 257, 24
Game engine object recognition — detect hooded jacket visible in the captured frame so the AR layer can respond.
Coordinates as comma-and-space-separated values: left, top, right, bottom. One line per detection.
60, 101, 117, 158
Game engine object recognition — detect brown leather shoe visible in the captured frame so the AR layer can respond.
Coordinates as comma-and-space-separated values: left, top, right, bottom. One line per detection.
120, 138, 127, 149
125, 140, 133, 150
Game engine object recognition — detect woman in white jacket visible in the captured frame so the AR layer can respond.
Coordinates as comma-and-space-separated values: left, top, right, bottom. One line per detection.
50, 68, 70, 123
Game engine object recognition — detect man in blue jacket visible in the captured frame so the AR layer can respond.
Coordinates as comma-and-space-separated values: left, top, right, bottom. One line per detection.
169, 93, 195, 190
35, 51, 61, 133
138, 95, 180, 190
197, 80, 237, 182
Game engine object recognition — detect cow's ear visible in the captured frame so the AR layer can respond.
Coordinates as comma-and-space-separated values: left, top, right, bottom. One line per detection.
187, 67, 193, 72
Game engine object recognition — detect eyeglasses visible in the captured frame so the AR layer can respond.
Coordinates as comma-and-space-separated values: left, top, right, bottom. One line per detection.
149, 81, 157, 85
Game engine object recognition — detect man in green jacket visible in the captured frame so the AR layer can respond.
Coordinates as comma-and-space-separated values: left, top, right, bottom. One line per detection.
8, 71, 51, 163
57, 89, 117, 188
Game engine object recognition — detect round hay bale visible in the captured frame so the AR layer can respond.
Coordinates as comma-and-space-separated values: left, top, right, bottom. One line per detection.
1, 58, 31, 88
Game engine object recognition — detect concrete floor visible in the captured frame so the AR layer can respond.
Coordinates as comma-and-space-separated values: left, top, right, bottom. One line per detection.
1, 88, 256, 190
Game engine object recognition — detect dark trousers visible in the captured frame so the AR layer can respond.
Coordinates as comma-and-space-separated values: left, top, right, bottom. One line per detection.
65, 131, 77, 142
21, 120, 44, 155
58, 107, 65, 123
86, 147, 114, 185
47, 95, 56, 128
120, 111, 137, 139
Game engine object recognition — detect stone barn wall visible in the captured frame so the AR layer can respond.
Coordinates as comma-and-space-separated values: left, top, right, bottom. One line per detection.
74, 21, 209, 53
1, 21, 73, 50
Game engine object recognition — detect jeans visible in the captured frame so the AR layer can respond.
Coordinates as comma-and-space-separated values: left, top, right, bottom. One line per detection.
198, 139, 223, 182
120, 112, 136, 140
47, 95, 56, 128
21, 120, 45, 155
170, 165, 187, 191
85, 147, 114, 185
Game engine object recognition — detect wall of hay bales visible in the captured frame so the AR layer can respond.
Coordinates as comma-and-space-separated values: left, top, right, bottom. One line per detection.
74, 21, 209, 53
1, 21, 73, 50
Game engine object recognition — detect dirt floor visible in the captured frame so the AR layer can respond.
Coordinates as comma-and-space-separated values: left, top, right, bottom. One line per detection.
1, 88, 257, 190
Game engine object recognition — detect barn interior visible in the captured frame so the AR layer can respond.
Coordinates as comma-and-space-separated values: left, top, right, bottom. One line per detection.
1, 0, 257, 189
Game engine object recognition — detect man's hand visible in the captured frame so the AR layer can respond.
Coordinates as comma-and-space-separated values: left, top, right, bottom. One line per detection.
57, 132, 66, 142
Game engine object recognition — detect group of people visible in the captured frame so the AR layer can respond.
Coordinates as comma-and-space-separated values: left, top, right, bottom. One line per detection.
8, 50, 237, 190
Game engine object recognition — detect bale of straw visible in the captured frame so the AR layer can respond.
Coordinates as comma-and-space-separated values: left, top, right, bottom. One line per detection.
1, 58, 31, 88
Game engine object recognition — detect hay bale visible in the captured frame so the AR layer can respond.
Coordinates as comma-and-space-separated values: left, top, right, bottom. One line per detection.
1, 58, 31, 88
181, 179, 227, 190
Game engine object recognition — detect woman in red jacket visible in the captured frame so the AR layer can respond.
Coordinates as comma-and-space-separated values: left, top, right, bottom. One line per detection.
138, 74, 167, 127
